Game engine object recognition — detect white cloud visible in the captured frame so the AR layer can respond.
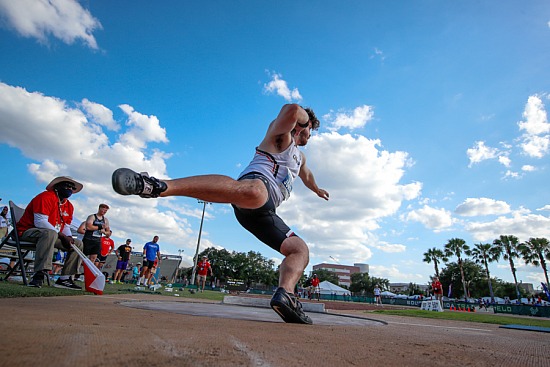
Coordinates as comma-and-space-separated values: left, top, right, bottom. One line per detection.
81, 98, 119, 131
0, 81, 200, 255
280, 132, 420, 263
263, 72, 302, 102
518, 95, 550, 158
404, 205, 453, 230
522, 165, 536, 172
118, 104, 169, 152
370, 47, 386, 62
455, 198, 511, 217
504, 170, 520, 179
369, 264, 425, 283
323, 105, 374, 131
371, 241, 407, 253
536, 205, 550, 211
498, 155, 511, 167
465, 210, 550, 242
0, 0, 102, 49
467, 141, 499, 167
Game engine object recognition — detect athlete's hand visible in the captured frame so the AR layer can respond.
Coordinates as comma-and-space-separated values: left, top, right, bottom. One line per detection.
317, 188, 329, 201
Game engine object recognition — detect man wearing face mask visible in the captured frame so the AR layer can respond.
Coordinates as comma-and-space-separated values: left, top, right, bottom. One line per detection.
17, 176, 84, 290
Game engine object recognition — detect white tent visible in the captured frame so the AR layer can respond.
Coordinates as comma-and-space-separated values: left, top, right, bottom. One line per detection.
318, 280, 348, 296
381, 290, 397, 297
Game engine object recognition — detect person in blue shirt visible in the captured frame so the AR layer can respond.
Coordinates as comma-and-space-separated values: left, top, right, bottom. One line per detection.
137, 235, 161, 286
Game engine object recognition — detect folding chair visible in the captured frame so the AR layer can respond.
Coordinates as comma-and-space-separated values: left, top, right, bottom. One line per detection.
0, 201, 50, 286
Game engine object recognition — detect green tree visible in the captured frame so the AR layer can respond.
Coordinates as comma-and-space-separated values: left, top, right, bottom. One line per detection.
470, 243, 500, 302
349, 273, 389, 295
519, 237, 550, 287
493, 235, 521, 299
439, 260, 487, 299
408, 282, 422, 296
423, 247, 447, 277
444, 238, 471, 298
349, 272, 371, 294
198, 247, 277, 289
201, 247, 233, 282
492, 278, 529, 299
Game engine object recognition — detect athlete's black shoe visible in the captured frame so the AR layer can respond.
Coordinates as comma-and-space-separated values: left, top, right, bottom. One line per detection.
270, 287, 313, 324
112, 168, 167, 198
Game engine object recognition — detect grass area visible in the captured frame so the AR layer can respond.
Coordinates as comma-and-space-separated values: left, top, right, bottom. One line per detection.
372, 309, 550, 328
0, 279, 225, 301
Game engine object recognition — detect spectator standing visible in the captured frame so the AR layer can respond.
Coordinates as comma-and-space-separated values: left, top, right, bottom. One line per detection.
311, 274, 320, 301
432, 277, 443, 307
196, 255, 213, 292
18, 176, 84, 289
113, 238, 132, 284
82, 204, 110, 265
147, 258, 159, 285
374, 285, 382, 306
137, 236, 161, 286
96, 229, 115, 270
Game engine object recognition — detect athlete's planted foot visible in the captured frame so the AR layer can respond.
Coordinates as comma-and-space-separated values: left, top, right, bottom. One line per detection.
112, 168, 167, 198
270, 287, 313, 324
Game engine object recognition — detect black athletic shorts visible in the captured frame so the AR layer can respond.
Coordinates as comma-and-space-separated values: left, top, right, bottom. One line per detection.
143, 259, 155, 268
83, 237, 101, 256
97, 254, 107, 262
232, 172, 297, 253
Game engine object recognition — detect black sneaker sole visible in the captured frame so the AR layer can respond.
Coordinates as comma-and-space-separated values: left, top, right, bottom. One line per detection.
270, 298, 313, 324
112, 168, 142, 196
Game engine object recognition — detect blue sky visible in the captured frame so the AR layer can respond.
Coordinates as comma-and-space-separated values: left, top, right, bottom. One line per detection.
1, 0, 550, 289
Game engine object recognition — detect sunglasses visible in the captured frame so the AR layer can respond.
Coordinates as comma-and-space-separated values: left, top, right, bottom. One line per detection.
62, 182, 77, 190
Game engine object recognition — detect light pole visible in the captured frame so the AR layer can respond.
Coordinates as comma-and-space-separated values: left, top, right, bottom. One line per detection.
190, 200, 210, 286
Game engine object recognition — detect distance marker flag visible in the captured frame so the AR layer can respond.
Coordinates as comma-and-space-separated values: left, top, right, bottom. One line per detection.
71, 243, 105, 295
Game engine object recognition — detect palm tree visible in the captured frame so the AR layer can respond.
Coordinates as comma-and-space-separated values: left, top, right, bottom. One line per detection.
519, 237, 550, 287
493, 235, 521, 299
444, 238, 470, 299
470, 243, 500, 303
423, 247, 448, 277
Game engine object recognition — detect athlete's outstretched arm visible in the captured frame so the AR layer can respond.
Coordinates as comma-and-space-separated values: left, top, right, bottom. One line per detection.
298, 153, 329, 201
259, 104, 310, 152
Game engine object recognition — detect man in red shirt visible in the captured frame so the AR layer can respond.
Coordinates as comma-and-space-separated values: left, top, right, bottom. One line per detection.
196, 255, 213, 292
18, 176, 84, 290
96, 229, 115, 270
432, 276, 443, 307
311, 274, 320, 301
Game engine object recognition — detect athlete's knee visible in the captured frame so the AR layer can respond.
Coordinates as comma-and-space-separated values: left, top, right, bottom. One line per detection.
236, 180, 268, 208
280, 236, 309, 259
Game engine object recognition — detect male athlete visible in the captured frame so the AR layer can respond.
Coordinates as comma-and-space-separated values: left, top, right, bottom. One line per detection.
112, 104, 329, 324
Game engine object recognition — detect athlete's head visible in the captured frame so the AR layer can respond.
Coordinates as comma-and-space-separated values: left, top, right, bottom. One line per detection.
303, 107, 320, 131
295, 107, 320, 147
